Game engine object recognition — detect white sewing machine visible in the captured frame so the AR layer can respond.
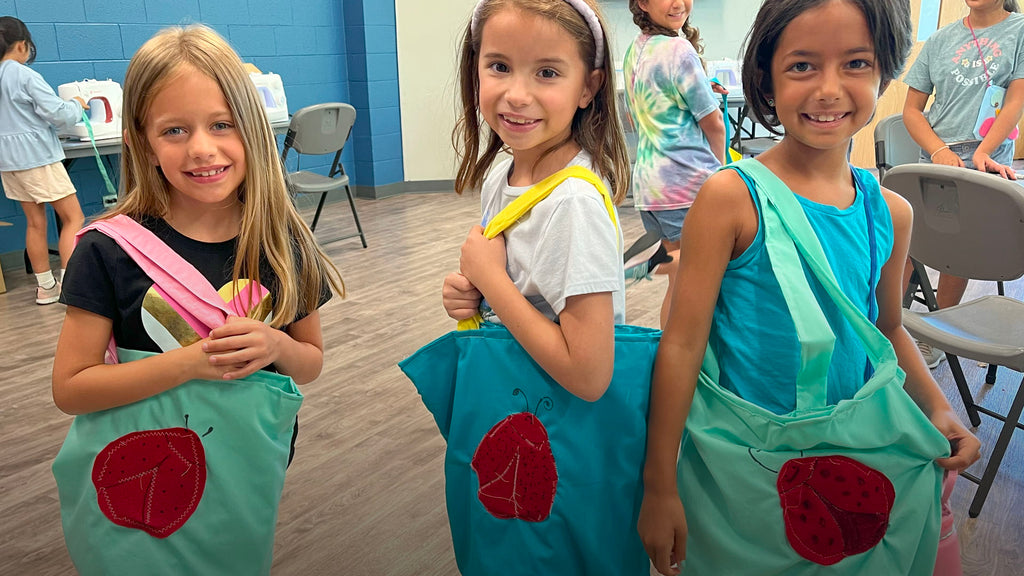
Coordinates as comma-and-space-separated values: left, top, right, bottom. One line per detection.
57, 79, 123, 141
249, 72, 289, 124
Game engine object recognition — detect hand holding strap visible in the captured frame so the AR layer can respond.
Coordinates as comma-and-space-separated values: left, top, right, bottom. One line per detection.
457, 165, 618, 330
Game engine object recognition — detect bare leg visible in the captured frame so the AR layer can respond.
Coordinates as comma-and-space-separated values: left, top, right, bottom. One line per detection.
50, 194, 85, 268
20, 201, 51, 276
936, 273, 969, 310
657, 239, 680, 329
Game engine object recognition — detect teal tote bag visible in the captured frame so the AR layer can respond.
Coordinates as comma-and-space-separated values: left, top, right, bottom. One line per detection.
400, 167, 659, 575
52, 216, 302, 575
677, 159, 951, 574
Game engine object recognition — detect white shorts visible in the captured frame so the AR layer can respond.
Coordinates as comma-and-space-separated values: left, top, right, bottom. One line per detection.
1, 162, 77, 204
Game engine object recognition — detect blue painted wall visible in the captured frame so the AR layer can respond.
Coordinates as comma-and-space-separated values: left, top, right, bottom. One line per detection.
0, 0, 403, 259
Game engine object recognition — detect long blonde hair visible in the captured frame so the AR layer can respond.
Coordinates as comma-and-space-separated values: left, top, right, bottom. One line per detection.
452, 0, 630, 204
109, 25, 343, 327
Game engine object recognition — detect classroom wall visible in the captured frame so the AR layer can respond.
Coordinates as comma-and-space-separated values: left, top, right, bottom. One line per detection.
0, 0, 366, 258
394, 0, 472, 183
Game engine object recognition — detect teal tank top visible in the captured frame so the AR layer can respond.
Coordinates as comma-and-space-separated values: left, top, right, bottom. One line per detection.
707, 166, 893, 415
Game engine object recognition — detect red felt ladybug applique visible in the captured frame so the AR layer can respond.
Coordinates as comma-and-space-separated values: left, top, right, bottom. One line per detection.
471, 389, 557, 522
776, 455, 895, 565
92, 415, 212, 538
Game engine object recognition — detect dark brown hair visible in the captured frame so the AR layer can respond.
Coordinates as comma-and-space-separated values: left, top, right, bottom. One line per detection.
741, 0, 912, 135
0, 16, 36, 64
627, 0, 703, 54
452, 0, 631, 203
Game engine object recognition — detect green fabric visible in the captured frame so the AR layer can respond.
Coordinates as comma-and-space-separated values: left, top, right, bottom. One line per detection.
52, 348, 302, 575
678, 159, 950, 574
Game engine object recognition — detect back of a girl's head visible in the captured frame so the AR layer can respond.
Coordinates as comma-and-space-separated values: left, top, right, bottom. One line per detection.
453, 0, 630, 203
741, 0, 912, 134
118, 25, 279, 219
626, 0, 703, 54
0, 16, 35, 64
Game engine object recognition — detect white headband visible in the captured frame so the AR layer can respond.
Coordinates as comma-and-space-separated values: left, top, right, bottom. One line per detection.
470, 0, 605, 69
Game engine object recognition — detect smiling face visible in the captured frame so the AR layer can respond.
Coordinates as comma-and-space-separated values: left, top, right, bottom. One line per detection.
768, 0, 880, 155
143, 66, 246, 215
476, 8, 599, 173
637, 0, 693, 31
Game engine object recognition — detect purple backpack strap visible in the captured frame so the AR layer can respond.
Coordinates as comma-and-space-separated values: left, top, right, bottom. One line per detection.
78, 215, 235, 363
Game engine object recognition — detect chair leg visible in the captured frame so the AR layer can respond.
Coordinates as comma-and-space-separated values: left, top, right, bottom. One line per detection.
986, 363, 999, 385
309, 192, 330, 233
967, 375, 1024, 518
948, 355, 982, 428
344, 184, 367, 248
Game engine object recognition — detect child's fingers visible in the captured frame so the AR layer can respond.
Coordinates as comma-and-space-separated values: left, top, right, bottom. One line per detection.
653, 545, 679, 575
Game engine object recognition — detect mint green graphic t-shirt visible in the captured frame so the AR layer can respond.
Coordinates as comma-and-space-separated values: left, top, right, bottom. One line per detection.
624, 33, 721, 211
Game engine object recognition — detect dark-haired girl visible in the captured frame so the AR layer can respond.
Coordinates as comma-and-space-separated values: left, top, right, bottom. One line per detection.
0, 16, 86, 304
638, 1, 980, 574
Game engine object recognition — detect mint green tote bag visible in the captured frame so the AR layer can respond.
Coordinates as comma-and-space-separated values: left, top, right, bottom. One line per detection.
52, 217, 303, 575
677, 160, 950, 574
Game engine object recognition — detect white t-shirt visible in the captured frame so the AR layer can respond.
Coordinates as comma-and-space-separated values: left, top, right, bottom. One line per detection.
479, 151, 626, 325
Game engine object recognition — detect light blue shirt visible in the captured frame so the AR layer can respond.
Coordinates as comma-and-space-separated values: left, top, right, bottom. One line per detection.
0, 59, 83, 172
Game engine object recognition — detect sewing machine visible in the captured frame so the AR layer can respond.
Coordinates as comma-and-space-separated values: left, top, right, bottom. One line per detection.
249, 72, 289, 124
57, 79, 123, 141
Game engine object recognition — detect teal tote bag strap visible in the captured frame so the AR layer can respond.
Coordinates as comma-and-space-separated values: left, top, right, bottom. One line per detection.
734, 160, 900, 381
721, 160, 836, 410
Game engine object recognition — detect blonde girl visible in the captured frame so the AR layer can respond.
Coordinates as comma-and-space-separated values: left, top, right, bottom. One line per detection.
53, 24, 342, 418
442, 0, 631, 401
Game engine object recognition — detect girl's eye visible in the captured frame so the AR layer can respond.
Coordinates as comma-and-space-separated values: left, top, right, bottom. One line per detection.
849, 59, 872, 70
791, 62, 811, 73
488, 62, 509, 74
212, 121, 233, 131
163, 127, 184, 136
539, 68, 559, 79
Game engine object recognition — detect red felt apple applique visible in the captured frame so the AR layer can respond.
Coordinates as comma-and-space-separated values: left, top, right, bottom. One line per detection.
471, 389, 557, 522
92, 415, 212, 538
754, 452, 895, 565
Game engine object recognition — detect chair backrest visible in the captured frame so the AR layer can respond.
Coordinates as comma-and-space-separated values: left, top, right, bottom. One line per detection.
873, 114, 919, 179
282, 102, 357, 157
883, 163, 1024, 282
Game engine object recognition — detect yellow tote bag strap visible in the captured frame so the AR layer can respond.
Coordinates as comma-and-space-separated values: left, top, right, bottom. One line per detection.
457, 165, 619, 330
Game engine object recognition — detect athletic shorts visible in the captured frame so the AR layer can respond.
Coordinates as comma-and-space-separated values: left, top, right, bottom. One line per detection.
1, 161, 76, 204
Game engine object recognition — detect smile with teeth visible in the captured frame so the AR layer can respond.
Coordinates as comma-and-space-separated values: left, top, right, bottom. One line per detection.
805, 112, 849, 122
502, 115, 538, 126
189, 167, 227, 177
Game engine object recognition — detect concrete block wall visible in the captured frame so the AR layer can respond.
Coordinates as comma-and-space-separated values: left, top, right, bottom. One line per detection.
344, 0, 404, 195
0, 0, 403, 259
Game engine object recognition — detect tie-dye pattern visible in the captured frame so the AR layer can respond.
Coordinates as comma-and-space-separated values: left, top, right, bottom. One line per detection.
624, 33, 721, 210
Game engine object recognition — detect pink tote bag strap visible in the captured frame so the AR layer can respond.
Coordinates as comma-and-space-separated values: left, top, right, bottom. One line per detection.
78, 215, 237, 363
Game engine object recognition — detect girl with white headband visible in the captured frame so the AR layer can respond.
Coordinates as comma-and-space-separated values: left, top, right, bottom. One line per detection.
436, 0, 642, 573
444, 0, 629, 399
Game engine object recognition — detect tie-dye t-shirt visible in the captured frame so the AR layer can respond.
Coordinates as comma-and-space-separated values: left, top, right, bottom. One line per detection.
904, 12, 1024, 144
624, 33, 721, 210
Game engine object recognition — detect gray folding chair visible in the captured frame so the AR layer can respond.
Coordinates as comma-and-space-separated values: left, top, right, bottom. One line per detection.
883, 163, 1024, 517
281, 103, 367, 248
731, 104, 780, 157
873, 113, 919, 182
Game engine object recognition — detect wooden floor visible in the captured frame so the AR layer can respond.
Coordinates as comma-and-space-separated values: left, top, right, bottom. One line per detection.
0, 189, 1021, 576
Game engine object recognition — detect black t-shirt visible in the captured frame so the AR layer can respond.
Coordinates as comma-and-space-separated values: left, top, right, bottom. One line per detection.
62, 216, 331, 358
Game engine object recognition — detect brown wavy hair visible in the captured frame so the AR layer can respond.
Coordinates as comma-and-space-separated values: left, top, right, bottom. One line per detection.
109, 25, 344, 327
627, 0, 703, 54
452, 0, 631, 204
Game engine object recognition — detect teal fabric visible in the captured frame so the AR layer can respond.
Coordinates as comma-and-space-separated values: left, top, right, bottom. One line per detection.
400, 323, 659, 576
52, 348, 302, 576
678, 159, 950, 574
709, 166, 892, 414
